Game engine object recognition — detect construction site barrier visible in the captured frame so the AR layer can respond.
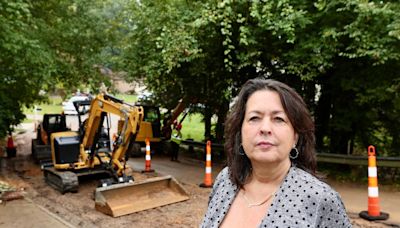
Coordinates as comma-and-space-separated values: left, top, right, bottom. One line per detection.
141, 137, 154, 173
199, 140, 212, 188
359, 145, 389, 221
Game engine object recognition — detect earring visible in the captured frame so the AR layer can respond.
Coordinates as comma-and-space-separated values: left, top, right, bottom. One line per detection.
238, 145, 245, 155
290, 147, 299, 159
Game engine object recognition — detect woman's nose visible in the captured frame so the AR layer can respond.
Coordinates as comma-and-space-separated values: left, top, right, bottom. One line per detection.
259, 118, 272, 135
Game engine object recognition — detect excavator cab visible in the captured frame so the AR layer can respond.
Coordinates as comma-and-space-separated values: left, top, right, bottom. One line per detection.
32, 114, 69, 163
143, 105, 162, 138
41, 114, 69, 143
129, 104, 163, 155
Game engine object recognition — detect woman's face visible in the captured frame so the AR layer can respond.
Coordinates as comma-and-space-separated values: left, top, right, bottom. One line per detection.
241, 89, 298, 165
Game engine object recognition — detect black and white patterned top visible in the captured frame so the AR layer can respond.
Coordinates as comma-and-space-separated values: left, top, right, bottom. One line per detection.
201, 166, 352, 228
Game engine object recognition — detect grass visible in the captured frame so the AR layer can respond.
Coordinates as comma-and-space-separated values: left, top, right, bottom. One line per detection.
180, 113, 205, 142
23, 104, 63, 121
24, 96, 63, 115
29, 103, 63, 114
114, 94, 137, 104
22, 118, 34, 123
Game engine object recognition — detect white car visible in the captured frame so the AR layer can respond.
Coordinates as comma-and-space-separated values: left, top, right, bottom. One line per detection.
62, 95, 91, 115
137, 91, 153, 103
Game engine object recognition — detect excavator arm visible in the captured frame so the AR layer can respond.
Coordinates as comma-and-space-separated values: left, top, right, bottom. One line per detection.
91, 97, 190, 218
81, 93, 143, 175
162, 98, 191, 140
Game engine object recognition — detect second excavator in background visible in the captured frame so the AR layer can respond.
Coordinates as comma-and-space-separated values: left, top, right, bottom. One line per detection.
130, 98, 190, 156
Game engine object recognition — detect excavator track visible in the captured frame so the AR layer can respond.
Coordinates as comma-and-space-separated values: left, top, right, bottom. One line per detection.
43, 167, 79, 194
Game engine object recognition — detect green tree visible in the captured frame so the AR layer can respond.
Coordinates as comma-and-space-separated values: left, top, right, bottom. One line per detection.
117, 0, 232, 141
0, 0, 117, 138
0, 1, 51, 136
116, 0, 400, 154
308, 1, 400, 154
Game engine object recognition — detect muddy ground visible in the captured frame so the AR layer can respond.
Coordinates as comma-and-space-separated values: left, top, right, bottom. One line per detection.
1, 157, 211, 228
0, 128, 398, 228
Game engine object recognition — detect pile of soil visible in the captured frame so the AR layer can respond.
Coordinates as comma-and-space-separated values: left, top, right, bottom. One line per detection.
1, 156, 211, 227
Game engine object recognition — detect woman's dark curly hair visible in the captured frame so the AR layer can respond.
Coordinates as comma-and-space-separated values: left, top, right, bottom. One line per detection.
225, 78, 316, 188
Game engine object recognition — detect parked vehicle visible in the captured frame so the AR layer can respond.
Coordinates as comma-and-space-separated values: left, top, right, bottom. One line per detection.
62, 95, 91, 115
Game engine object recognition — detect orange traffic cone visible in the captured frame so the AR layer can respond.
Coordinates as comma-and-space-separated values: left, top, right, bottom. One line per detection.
200, 140, 212, 188
6, 134, 16, 158
141, 137, 154, 173
359, 145, 389, 221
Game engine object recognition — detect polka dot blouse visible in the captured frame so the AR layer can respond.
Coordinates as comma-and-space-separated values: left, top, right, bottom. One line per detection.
200, 166, 351, 228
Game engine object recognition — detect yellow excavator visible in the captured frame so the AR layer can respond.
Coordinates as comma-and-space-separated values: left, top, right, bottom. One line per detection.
130, 98, 189, 156
43, 93, 189, 217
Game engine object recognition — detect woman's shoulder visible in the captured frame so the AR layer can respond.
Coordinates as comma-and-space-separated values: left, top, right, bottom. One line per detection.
214, 167, 234, 187
290, 166, 332, 191
218, 166, 230, 178
210, 167, 238, 197
288, 167, 351, 227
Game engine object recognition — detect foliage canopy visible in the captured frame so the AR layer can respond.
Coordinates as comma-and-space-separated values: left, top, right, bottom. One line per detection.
116, 0, 400, 154
1, 0, 399, 156
0, 0, 115, 137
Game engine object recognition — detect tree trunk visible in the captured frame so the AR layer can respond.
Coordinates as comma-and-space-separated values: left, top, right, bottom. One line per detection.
315, 82, 332, 152
390, 128, 400, 157
302, 81, 316, 113
204, 104, 212, 141
329, 130, 350, 154
215, 99, 229, 143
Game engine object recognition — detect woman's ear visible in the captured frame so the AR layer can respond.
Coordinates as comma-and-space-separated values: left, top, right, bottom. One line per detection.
294, 133, 299, 147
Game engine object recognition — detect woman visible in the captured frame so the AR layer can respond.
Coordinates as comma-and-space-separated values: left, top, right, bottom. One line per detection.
201, 78, 351, 228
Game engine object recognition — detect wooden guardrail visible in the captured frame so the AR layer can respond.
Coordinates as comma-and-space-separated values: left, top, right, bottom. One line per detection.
181, 140, 400, 168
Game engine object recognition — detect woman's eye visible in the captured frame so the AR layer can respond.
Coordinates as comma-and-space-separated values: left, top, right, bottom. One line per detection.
274, 116, 285, 122
249, 116, 259, 121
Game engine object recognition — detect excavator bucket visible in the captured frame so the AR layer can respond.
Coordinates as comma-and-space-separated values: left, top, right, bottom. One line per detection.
94, 175, 189, 217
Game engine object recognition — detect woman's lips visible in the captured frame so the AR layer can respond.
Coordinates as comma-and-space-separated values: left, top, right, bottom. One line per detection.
256, 141, 274, 149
